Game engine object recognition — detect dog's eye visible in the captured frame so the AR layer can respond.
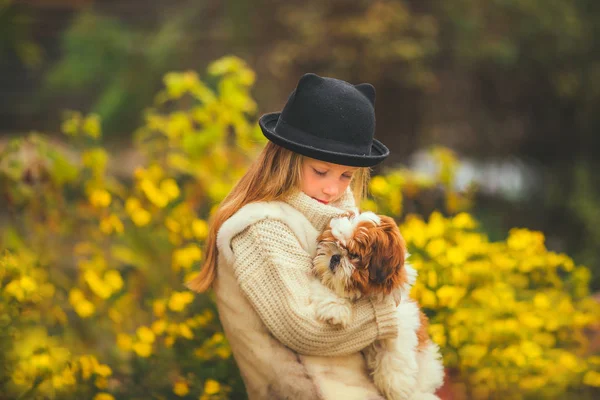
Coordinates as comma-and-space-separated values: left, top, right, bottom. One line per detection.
348, 253, 360, 260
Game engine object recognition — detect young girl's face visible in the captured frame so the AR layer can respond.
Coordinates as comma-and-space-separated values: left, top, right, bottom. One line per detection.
300, 158, 358, 205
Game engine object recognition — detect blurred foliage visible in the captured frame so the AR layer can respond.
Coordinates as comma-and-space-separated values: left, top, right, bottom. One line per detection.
0, 0, 42, 68
268, 0, 597, 97
269, 0, 439, 89
21, 0, 599, 290
364, 147, 477, 219
403, 213, 599, 399
1, 56, 261, 400
43, 4, 206, 135
1, 57, 599, 399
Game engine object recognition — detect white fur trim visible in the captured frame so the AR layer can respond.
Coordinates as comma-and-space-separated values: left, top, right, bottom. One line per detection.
216, 201, 319, 264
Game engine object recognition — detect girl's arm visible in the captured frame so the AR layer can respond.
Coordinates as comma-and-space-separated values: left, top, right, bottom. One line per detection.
229, 218, 398, 356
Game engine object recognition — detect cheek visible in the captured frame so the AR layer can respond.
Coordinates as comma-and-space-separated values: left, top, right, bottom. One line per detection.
339, 179, 351, 193
300, 173, 318, 195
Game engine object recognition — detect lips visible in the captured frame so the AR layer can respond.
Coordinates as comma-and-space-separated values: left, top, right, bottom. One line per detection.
312, 198, 329, 205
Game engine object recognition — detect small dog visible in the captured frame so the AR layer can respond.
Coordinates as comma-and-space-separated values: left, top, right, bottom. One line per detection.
310, 210, 444, 400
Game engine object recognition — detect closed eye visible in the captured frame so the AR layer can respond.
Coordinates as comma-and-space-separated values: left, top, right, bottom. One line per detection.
313, 168, 326, 176
348, 253, 360, 260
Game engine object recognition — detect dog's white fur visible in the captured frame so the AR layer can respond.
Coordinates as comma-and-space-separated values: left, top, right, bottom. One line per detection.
310, 211, 445, 400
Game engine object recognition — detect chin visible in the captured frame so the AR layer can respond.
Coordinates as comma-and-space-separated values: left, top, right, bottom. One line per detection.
310, 210, 445, 400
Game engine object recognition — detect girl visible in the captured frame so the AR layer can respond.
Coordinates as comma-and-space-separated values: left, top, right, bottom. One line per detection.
187, 73, 399, 399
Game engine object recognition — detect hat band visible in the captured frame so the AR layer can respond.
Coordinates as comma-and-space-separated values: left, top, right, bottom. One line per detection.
275, 118, 372, 156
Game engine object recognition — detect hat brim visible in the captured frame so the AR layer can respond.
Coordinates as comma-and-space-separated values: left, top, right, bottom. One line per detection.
259, 113, 389, 168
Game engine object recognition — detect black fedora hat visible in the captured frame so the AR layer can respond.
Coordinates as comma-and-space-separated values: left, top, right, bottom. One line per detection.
259, 73, 389, 167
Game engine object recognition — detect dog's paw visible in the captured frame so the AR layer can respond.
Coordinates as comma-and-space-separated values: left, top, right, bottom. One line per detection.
315, 301, 352, 327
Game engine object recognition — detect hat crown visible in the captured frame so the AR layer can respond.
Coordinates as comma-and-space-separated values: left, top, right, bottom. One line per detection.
278, 73, 376, 153
258, 72, 389, 167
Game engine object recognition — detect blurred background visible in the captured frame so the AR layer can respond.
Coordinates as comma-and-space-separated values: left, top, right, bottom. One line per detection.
3, 0, 598, 289
1, 0, 600, 399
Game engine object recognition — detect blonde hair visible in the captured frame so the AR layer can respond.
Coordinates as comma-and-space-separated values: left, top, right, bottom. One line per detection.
185, 141, 371, 293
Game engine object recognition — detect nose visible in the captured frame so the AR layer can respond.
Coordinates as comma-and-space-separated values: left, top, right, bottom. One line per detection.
322, 184, 339, 198
329, 254, 341, 271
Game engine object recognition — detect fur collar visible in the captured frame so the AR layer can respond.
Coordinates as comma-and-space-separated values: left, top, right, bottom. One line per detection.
216, 187, 357, 264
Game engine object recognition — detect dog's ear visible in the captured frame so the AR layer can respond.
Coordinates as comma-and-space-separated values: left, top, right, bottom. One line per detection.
367, 216, 407, 293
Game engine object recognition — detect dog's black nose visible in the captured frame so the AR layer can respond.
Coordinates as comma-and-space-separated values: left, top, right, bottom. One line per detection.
329, 254, 341, 271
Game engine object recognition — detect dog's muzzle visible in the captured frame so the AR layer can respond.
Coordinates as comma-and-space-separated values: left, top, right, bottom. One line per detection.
329, 254, 341, 271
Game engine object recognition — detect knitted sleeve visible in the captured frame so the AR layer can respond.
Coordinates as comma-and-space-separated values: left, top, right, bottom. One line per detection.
229, 218, 399, 356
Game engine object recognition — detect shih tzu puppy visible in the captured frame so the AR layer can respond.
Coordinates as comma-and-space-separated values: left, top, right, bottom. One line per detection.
310, 210, 444, 400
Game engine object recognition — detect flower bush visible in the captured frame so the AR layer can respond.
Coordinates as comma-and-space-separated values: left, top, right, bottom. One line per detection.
1, 56, 598, 399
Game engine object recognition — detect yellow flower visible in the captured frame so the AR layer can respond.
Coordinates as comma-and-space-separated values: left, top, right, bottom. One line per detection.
370, 176, 389, 196
117, 333, 132, 351
179, 323, 194, 339
165, 217, 181, 233
153, 299, 167, 317
583, 371, 600, 387
83, 114, 101, 139
420, 289, 437, 308
172, 245, 202, 271
426, 212, 446, 237
436, 285, 466, 308
93, 393, 115, 400
427, 270, 438, 288
533, 293, 551, 309
125, 197, 141, 213
168, 291, 194, 312
152, 319, 167, 335
95, 377, 108, 389
426, 238, 446, 257
519, 376, 546, 390
173, 380, 190, 396
61, 112, 81, 136
215, 346, 231, 359
160, 178, 180, 200
82, 148, 108, 174
140, 179, 168, 208
520, 341, 542, 359
31, 353, 51, 369
84, 270, 112, 299
137, 326, 156, 344
58, 366, 76, 387
451, 212, 476, 229
558, 352, 579, 372
446, 247, 467, 265
428, 324, 446, 347
104, 270, 123, 291
89, 189, 112, 208
94, 363, 112, 377
459, 344, 487, 367
100, 214, 124, 235
126, 197, 152, 226
192, 219, 209, 240
507, 228, 545, 252
132, 208, 152, 226
132, 342, 153, 358
203, 379, 221, 395
20, 276, 37, 292
79, 355, 97, 380
69, 289, 95, 318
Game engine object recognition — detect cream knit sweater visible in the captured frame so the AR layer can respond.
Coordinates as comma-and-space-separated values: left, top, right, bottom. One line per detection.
223, 186, 398, 356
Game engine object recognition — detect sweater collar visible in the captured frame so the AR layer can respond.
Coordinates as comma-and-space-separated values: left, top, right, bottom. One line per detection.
284, 186, 357, 232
